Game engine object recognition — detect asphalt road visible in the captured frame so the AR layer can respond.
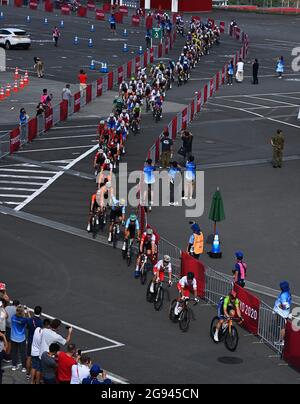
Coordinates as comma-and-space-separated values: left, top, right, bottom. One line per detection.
0, 9, 300, 383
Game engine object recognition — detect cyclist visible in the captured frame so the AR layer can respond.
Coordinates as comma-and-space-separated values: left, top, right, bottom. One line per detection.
132, 102, 141, 131
153, 95, 163, 119
113, 95, 124, 115
107, 113, 117, 130
174, 272, 199, 315
214, 291, 243, 342
122, 213, 141, 252
135, 228, 157, 278
108, 197, 126, 243
149, 255, 172, 294
93, 148, 107, 177
86, 183, 109, 232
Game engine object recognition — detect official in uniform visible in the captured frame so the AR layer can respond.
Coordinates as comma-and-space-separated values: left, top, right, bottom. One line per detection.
271, 129, 284, 168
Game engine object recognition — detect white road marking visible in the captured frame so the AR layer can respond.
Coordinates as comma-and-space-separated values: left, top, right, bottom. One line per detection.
0, 187, 38, 192
14, 144, 99, 211
0, 168, 58, 174
214, 91, 300, 99
17, 145, 93, 153
229, 99, 267, 108
0, 180, 44, 186
244, 95, 299, 107
0, 194, 30, 198
36, 133, 96, 141
50, 124, 96, 130
274, 94, 300, 101
0, 174, 53, 180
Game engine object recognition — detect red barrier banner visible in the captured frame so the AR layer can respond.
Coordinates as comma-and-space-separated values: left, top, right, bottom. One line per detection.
28, 118, 37, 142
29, 0, 38, 10
158, 43, 163, 58
203, 84, 208, 104
86, 84, 92, 104
196, 91, 201, 113
143, 51, 148, 68
77, 5, 87, 17
216, 72, 220, 91
87, 0, 95, 11
165, 38, 169, 54
60, 100, 68, 121
155, 138, 160, 163
119, 5, 128, 15
44, 0, 53, 12
132, 15, 140, 26
233, 284, 260, 335
235, 26, 241, 40
74, 92, 81, 112
61, 5, 71, 15
220, 21, 225, 34
182, 108, 188, 130
118, 66, 123, 85
9, 127, 20, 154
210, 78, 214, 97
127, 60, 132, 78
208, 17, 215, 28
135, 56, 141, 75
95, 9, 105, 20
115, 12, 123, 24
107, 71, 114, 91
190, 100, 195, 121
103, 3, 111, 13
283, 321, 300, 372
172, 116, 177, 140
222, 65, 226, 84
181, 252, 205, 299
150, 47, 154, 63
97, 78, 103, 97
45, 107, 53, 131
146, 15, 153, 30
242, 45, 246, 60
14, 0, 23, 6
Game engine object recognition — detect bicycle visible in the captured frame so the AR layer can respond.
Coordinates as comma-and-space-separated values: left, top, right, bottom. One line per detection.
210, 316, 241, 352
153, 105, 161, 123
111, 220, 120, 249
122, 238, 135, 267
169, 298, 198, 332
130, 118, 139, 135
90, 211, 99, 239
146, 280, 171, 311
139, 253, 153, 285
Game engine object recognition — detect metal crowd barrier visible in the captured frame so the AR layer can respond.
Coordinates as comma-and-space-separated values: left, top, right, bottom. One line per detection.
258, 301, 286, 354
0, 132, 10, 159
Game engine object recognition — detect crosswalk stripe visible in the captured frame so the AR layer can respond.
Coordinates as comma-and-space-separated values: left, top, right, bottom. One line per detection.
0, 181, 45, 186
0, 175, 54, 180
0, 187, 38, 192
0, 194, 31, 198
0, 168, 58, 174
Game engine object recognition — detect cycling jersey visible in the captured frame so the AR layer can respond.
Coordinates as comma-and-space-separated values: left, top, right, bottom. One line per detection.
125, 218, 140, 231
217, 296, 239, 320
177, 276, 197, 298
154, 260, 172, 273
111, 197, 126, 214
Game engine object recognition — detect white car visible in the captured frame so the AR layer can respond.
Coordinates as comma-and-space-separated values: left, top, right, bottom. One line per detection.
0, 28, 31, 50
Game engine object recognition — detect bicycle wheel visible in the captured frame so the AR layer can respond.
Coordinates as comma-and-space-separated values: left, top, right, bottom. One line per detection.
140, 266, 147, 285
179, 308, 190, 332
146, 281, 154, 303
92, 217, 97, 239
112, 227, 118, 249
127, 247, 132, 267
154, 286, 164, 311
224, 326, 239, 352
169, 299, 178, 323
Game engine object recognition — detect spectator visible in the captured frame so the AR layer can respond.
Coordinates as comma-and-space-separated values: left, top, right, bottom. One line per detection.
233, 251, 247, 288
0, 301, 7, 336
0, 283, 9, 304
143, 158, 156, 210
57, 343, 78, 384
10, 305, 30, 372
168, 161, 181, 206
19, 108, 29, 126
0, 332, 9, 385
276, 56, 284, 79
183, 155, 196, 200
26, 306, 43, 378
109, 13, 116, 35
39, 319, 72, 359
78, 69, 87, 96
62, 84, 73, 103
82, 364, 112, 385
40, 89, 53, 109
41, 343, 60, 384
52, 26, 61, 47
30, 318, 51, 385
252, 58, 259, 85
5, 299, 19, 356
180, 130, 193, 163
160, 129, 173, 169
145, 32, 151, 49
33, 57, 44, 78
71, 355, 91, 384
36, 102, 45, 117
227, 60, 234, 85
274, 281, 292, 346
271, 129, 284, 168
236, 58, 244, 83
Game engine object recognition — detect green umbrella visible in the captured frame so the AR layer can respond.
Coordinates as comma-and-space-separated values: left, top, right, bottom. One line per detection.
209, 187, 225, 234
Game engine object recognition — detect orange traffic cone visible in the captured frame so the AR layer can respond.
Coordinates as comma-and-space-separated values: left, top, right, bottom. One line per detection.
19, 76, 24, 89
5, 84, 11, 97
13, 80, 19, 92
24, 71, 29, 86
0, 87, 5, 101
14, 67, 19, 80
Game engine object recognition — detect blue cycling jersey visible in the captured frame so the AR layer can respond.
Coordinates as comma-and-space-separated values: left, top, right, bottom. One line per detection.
125, 218, 140, 230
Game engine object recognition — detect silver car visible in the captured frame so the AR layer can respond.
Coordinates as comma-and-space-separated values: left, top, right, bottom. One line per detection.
0, 28, 31, 50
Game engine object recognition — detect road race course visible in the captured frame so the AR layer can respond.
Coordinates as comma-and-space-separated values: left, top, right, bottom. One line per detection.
0, 9, 300, 383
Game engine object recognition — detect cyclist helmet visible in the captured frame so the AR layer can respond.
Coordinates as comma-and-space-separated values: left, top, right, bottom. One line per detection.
99, 120, 105, 125
109, 113, 114, 118
130, 213, 137, 222
146, 228, 153, 236
187, 272, 194, 280
119, 198, 126, 206
235, 251, 244, 260
163, 255, 171, 263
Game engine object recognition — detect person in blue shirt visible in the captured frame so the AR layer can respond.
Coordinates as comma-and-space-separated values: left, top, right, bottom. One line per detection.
19, 108, 28, 126
274, 281, 292, 346
276, 56, 284, 79
11, 305, 30, 372
168, 161, 181, 206
183, 155, 196, 200
143, 159, 156, 211
109, 13, 116, 35
227, 60, 234, 85
26, 306, 43, 375
82, 364, 112, 384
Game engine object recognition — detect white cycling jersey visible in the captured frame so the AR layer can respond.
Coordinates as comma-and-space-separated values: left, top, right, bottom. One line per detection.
154, 260, 172, 273
179, 276, 197, 290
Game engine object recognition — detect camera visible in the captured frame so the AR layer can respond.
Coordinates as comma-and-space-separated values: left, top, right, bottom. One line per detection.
77, 349, 82, 356
65, 326, 71, 330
